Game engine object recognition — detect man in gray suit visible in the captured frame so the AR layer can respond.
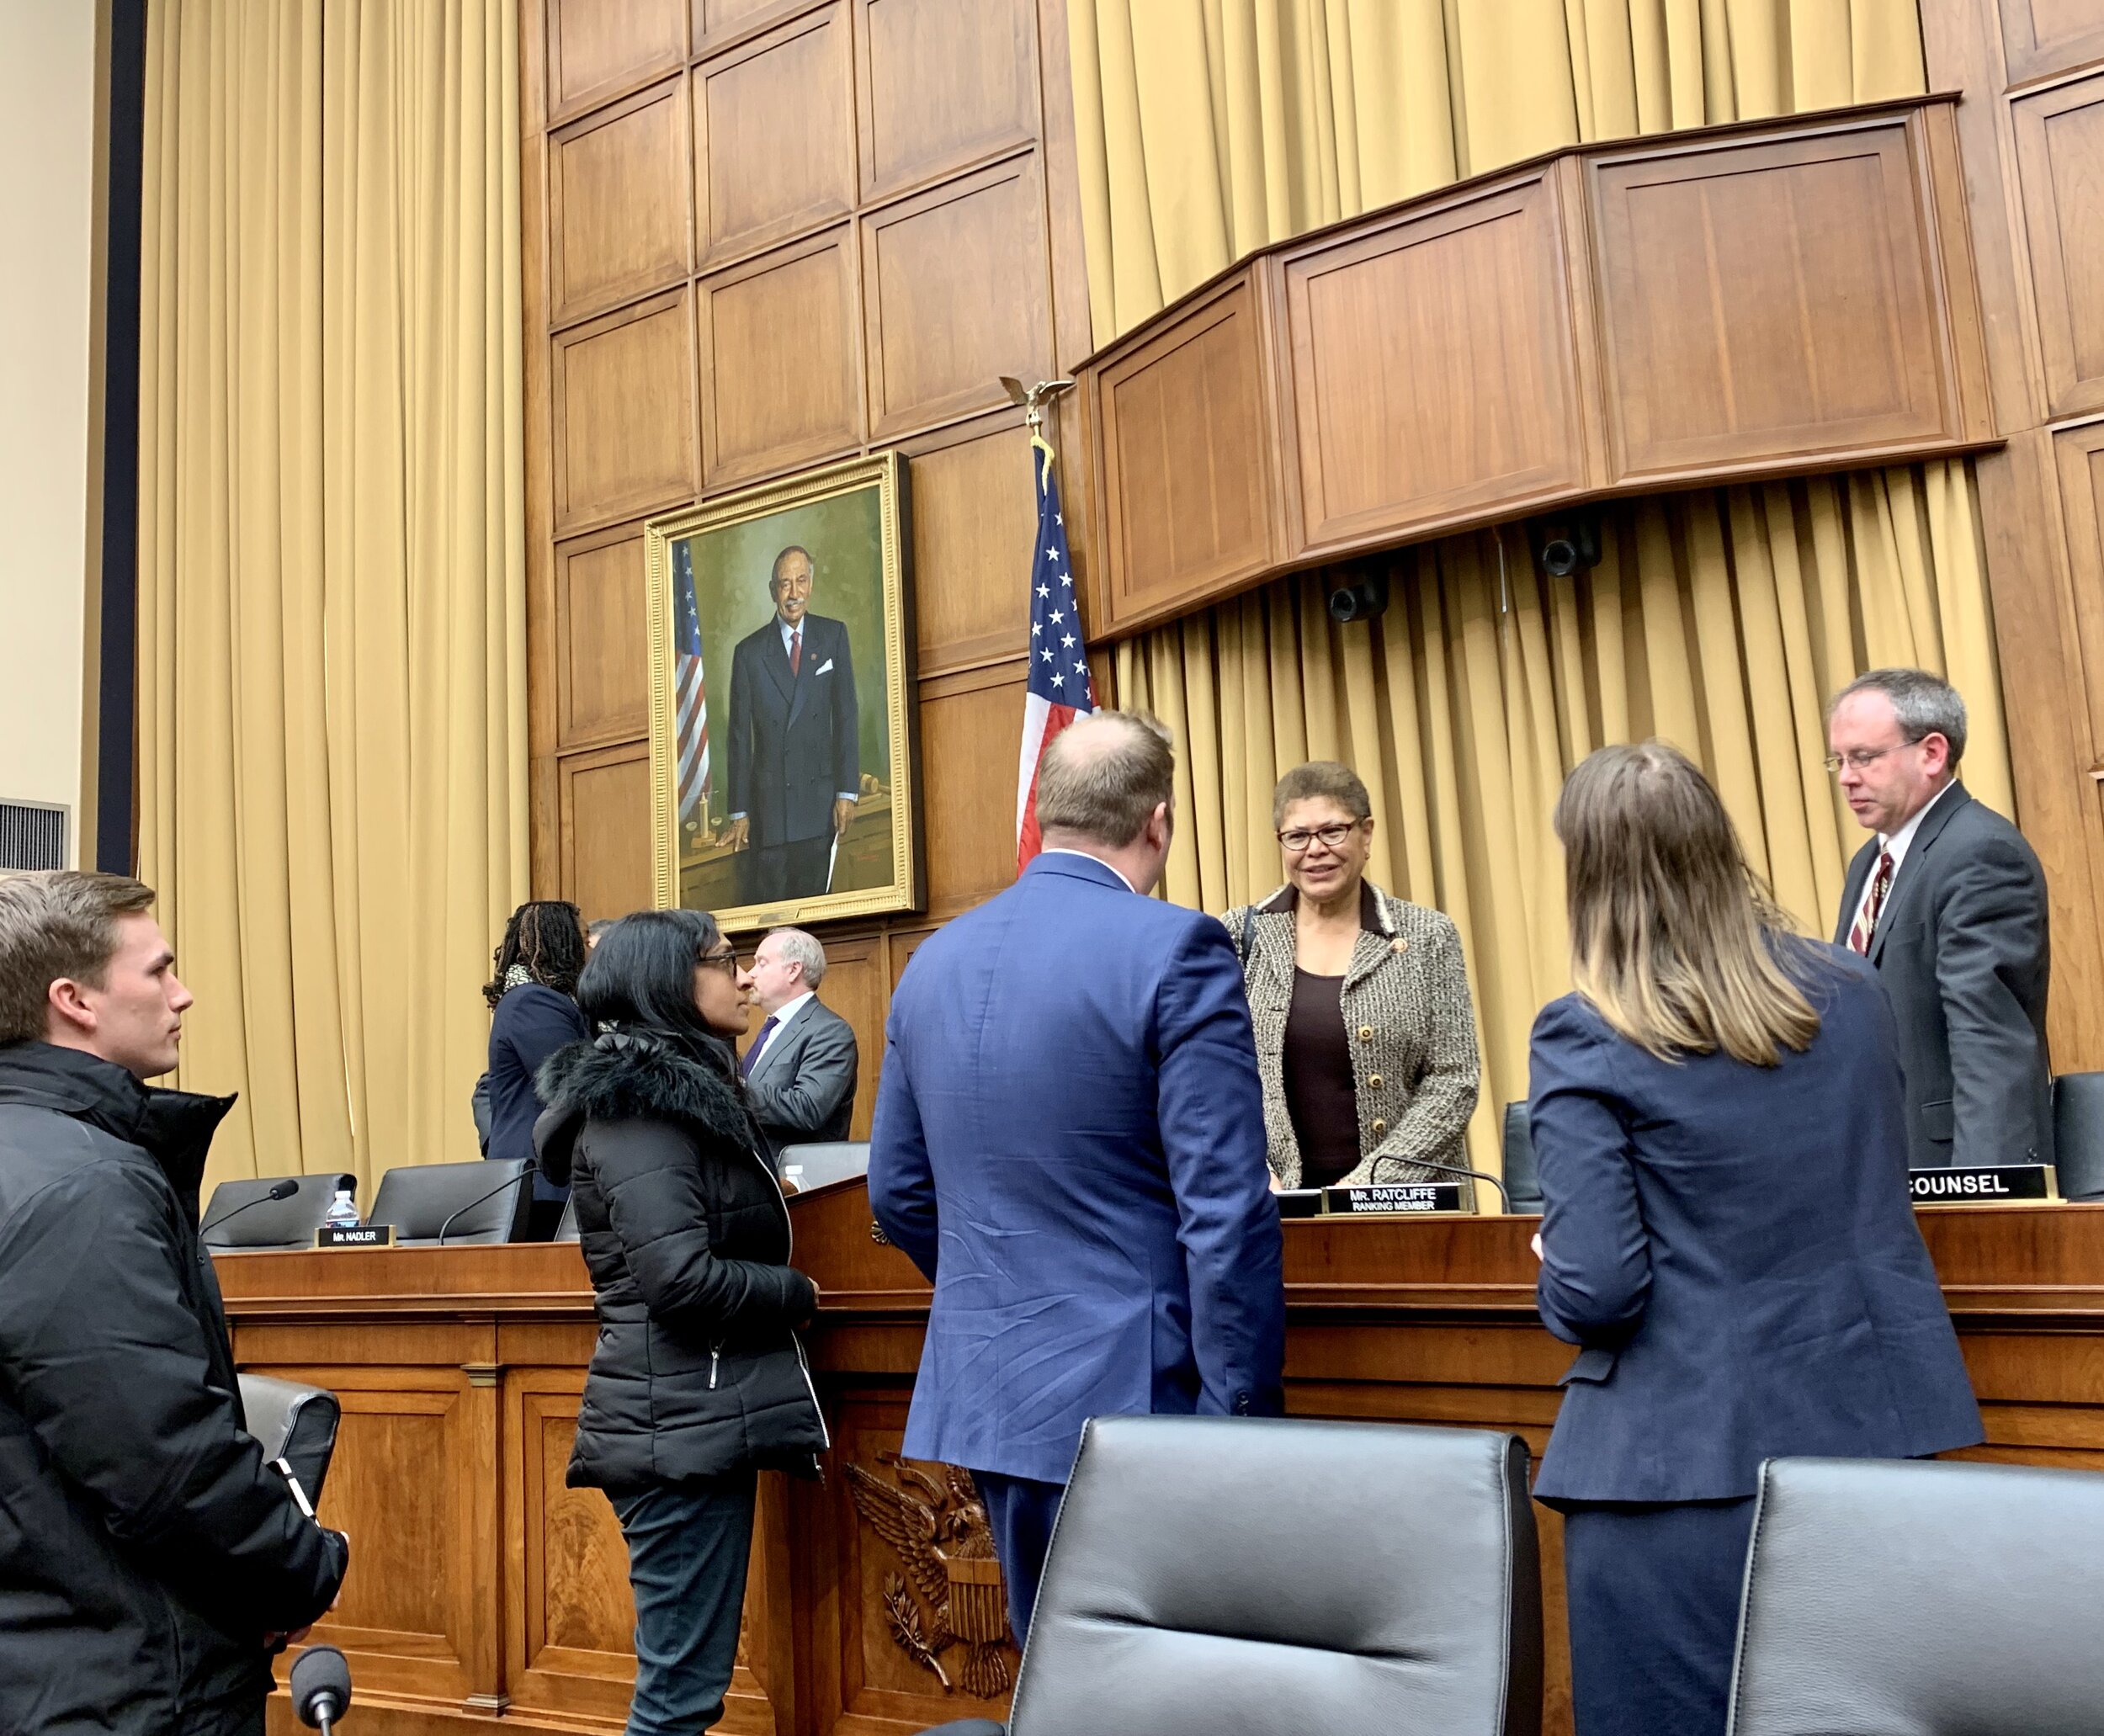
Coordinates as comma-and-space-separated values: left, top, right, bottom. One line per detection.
1827, 667, 2051, 1170
741, 926, 858, 1169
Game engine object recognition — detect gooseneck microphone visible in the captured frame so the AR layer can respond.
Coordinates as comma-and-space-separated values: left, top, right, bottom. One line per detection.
199, 1178, 301, 1240
436, 1162, 536, 1246
290, 1643, 352, 1733
1389, 1155, 1513, 1212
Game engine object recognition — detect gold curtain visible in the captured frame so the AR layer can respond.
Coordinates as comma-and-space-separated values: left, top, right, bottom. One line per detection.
1069, 0, 1929, 342
138, 0, 527, 1195
1073, 1, 2015, 1182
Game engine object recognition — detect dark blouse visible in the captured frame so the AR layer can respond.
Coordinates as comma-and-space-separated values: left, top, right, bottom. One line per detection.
1282, 968, 1360, 1188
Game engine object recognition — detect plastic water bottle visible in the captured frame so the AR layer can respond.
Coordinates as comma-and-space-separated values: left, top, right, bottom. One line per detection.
323, 1187, 361, 1230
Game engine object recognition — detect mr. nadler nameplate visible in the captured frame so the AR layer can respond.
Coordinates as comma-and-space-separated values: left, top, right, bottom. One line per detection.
1910, 1165, 2052, 1203
315, 1224, 394, 1248
1325, 1183, 1468, 1215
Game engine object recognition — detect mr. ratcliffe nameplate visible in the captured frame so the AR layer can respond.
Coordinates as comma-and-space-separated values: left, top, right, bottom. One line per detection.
1324, 1183, 1468, 1215
316, 1224, 394, 1248
1909, 1165, 2053, 1204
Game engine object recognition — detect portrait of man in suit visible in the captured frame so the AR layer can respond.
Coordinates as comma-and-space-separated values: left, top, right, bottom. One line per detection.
723, 544, 861, 906
648, 452, 918, 931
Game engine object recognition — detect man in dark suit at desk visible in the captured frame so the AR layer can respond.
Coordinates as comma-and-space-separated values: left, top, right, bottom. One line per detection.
724, 545, 859, 905
868, 710, 1285, 1644
741, 926, 857, 1167
1827, 667, 2052, 1170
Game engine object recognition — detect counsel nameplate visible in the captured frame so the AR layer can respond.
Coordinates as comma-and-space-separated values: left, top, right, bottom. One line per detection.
1909, 1165, 2053, 1203
316, 1224, 395, 1247
1324, 1183, 1468, 1215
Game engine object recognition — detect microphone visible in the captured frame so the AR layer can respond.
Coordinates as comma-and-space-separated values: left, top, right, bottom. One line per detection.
290, 1643, 352, 1734
436, 1162, 536, 1246
1385, 1155, 1513, 1212
199, 1178, 300, 1240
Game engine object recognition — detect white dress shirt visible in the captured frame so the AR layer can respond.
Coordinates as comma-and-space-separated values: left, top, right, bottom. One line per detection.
746, 990, 813, 1073
1848, 779, 1958, 942
1038, 847, 1138, 894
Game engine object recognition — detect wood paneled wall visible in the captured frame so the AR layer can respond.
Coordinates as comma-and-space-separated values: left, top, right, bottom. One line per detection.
521, 0, 1095, 1119
1079, 101, 1998, 637
1923, 0, 2104, 1072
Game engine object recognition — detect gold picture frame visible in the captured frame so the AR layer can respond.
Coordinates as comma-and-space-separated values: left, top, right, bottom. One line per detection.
644, 452, 921, 932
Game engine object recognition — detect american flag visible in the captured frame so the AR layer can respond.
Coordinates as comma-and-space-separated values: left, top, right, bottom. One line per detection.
672, 540, 711, 827
1015, 440, 1095, 869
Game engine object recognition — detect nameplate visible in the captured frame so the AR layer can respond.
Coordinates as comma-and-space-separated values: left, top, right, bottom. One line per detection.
1909, 1165, 2052, 1203
315, 1224, 394, 1248
1275, 1189, 1326, 1218
1324, 1183, 1468, 1215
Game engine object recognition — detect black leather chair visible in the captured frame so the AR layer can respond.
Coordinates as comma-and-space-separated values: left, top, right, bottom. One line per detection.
238, 1372, 341, 1507
1730, 1455, 2104, 1734
922, 1415, 1541, 1736
368, 1159, 533, 1246
201, 1173, 353, 1251
2053, 1072, 2104, 1200
1501, 1102, 1542, 1211
777, 1140, 871, 1192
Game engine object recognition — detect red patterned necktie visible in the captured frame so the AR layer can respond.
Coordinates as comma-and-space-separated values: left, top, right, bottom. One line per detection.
789, 627, 802, 676
1849, 848, 1895, 955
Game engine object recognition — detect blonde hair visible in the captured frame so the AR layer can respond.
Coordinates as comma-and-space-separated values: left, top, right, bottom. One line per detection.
1555, 741, 1819, 1066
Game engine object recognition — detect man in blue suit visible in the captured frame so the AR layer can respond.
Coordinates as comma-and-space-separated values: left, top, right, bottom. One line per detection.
869, 710, 1285, 1642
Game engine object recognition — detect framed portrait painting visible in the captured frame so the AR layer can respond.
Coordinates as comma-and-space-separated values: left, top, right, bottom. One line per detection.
644, 452, 921, 932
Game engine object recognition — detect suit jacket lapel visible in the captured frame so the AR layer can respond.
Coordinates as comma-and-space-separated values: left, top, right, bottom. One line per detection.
1869, 784, 1972, 964
1836, 841, 1876, 947
759, 623, 794, 713
748, 997, 813, 1086
1343, 884, 1394, 991
785, 618, 821, 730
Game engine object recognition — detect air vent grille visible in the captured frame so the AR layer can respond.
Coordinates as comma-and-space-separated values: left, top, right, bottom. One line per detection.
0, 803, 68, 873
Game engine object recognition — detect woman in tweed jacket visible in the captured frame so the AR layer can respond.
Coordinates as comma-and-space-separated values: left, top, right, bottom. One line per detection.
1222, 762, 1482, 1205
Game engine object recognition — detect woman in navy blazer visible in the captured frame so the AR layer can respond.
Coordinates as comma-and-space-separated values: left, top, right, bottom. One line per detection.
484, 900, 590, 1239
1530, 741, 1980, 1736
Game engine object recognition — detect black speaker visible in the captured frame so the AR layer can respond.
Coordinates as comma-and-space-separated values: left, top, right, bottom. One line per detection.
1326, 571, 1389, 624
1531, 512, 1602, 578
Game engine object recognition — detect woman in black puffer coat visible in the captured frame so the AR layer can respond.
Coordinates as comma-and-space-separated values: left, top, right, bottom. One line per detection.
535, 907, 826, 1735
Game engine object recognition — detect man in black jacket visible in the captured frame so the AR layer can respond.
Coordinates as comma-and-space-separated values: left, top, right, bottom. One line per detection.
0, 871, 348, 1736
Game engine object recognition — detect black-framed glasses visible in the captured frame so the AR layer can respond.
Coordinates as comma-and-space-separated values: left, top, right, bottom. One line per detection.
1277, 820, 1363, 854
698, 948, 741, 975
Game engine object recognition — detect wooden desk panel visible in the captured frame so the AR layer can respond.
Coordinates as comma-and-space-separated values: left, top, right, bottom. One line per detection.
223, 1193, 2104, 1736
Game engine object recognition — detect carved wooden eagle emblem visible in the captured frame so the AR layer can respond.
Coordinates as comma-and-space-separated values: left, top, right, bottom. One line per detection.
844, 1452, 1014, 1699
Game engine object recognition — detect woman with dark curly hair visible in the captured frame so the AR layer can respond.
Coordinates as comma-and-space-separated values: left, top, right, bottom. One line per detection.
535, 908, 825, 1735
483, 900, 589, 1238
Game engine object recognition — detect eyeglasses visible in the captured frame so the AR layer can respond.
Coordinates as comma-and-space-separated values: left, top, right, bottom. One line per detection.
1823, 735, 1934, 776
698, 948, 741, 975
1277, 820, 1363, 854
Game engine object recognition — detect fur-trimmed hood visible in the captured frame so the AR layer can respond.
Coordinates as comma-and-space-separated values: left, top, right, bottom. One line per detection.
534, 1031, 752, 1188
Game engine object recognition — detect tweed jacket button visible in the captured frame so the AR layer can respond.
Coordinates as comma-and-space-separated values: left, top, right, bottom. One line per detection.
1368, 1074, 1384, 1090
1391, 937, 1408, 953
1371, 1118, 1388, 1136
1358, 1025, 1374, 1042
